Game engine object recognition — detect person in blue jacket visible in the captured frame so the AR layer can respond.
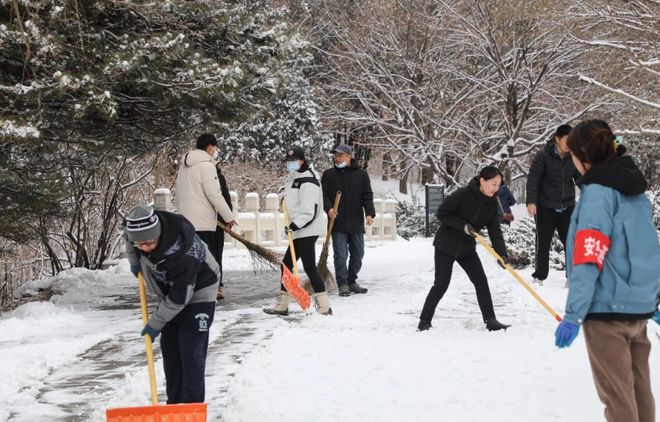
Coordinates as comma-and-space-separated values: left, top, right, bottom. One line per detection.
554, 119, 660, 422
496, 184, 516, 225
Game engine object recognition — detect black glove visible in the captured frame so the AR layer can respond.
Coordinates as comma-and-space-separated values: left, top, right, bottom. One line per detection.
141, 324, 160, 342
464, 224, 475, 236
284, 222, 300, 235
130, 264, 140, 277
497, 255, 509, 269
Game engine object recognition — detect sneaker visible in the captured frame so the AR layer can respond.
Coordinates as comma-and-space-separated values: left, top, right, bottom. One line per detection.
348, 282, 368, 294
338, 284, 351, 297
418, 320, 432, 331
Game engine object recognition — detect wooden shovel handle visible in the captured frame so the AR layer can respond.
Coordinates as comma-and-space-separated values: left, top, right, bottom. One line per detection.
137, 272, 159, 405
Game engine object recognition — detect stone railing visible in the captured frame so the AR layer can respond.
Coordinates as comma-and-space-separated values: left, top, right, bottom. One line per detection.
154, 189, 397, 249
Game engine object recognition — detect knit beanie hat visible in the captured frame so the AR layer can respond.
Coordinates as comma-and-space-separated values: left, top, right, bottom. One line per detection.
124, 205, 161, 243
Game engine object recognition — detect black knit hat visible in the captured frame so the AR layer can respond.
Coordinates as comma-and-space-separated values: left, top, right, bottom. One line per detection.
124, 205, 161, 243
284, 145, 305, 161
196, 133, 218, 150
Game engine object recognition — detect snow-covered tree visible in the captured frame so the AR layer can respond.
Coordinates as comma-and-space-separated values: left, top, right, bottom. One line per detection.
1, 0, 328, 274
311, 0, 599, 188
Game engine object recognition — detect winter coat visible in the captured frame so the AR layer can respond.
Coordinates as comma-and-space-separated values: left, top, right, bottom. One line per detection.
526, 140, 580, 209
497, 185, 516, 214
175, 149, 234, 231
284, 163, 325, 239
321, 160, 376, 233
125, 211, 220, 331
563, 156, 660, 324
216, 164, 233, 225
432, 179, 507, 259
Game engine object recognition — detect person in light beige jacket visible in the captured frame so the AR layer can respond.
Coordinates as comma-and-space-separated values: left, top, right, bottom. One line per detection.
175, 134, 237, 299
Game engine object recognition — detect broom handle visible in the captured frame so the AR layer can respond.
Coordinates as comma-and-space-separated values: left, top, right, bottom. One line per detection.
470, 230, 562, 322
281, 201, 301, 279
137, 272, 159, 405
322, 192, 342, 250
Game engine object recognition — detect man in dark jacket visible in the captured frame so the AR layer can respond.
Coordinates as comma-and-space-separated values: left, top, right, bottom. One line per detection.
526, 124, 580, 285
124, 205, 220, 404
214, 162, 233, 300
321, 144, 376, 297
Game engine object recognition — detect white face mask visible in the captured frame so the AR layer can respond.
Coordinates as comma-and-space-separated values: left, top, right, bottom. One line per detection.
335, 161, 347, 169
286, 161, 300, 172
212, 149, 219, 160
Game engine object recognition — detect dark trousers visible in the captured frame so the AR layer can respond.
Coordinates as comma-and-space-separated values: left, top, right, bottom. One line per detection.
160, 301, 215, 404
332, 231, 365, 286
197, 228, 225, 285
420, 249, 496, 323
280, 235, 325, 293
532, 206, 573, 280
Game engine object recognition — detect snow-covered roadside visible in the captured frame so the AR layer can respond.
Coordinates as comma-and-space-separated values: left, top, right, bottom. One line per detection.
1, 236, 658, 421
219, 238, 660, 422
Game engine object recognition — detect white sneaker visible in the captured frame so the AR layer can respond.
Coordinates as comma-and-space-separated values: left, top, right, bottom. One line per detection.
532, 278, 544, 286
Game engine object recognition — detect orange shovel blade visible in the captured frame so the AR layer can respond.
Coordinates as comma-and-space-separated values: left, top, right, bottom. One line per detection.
107, 403, 207, 421
281, 264, 311, 310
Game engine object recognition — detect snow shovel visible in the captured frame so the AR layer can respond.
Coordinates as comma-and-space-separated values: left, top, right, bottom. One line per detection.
469, 229, 562, 322
280, 201, 312, 310
106, 272, 207, 421
316, 191, 342, 291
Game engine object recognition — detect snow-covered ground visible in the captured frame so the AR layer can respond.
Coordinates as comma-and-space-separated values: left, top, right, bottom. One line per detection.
2, 220, 659, 421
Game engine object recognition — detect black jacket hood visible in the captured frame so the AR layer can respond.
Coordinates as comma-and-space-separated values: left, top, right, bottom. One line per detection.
578, 155, 647, 196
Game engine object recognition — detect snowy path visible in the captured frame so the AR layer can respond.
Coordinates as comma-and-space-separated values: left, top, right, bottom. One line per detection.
2, 239, 659, 421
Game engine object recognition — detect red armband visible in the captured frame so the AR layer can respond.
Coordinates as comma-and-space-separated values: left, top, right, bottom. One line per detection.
573, 229, 611, 271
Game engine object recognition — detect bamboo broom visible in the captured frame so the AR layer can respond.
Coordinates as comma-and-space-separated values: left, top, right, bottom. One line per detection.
218, 222, 282, 272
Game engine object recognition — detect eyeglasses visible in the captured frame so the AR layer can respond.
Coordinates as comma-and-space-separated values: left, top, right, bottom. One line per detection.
133, 239, 158, 248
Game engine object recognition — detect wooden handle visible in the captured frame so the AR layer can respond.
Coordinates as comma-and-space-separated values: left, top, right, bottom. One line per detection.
137, 272, 159, 405
324, 192, 342, 246
471, 233, 562, 322
281, 201, 300, 278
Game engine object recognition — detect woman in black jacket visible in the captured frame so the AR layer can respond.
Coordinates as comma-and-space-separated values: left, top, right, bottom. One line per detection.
418, 166, 511, 332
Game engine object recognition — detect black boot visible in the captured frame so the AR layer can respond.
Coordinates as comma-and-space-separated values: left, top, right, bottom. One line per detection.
417, 320, 432, 331
486, 318, 510, 331
348, 282, 368, 294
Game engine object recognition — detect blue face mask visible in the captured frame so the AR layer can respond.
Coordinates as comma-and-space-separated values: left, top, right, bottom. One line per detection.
335, 161, 348, 169
286, 161, 300, 172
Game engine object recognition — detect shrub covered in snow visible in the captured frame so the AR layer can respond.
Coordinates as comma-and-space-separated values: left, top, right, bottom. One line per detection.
395, 195, 439, 241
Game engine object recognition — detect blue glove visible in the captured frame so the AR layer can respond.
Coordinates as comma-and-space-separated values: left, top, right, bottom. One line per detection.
130, 264, 140, 277
652, 310, 660, 326
141, 324, 160, 342
555, 320, 580, 348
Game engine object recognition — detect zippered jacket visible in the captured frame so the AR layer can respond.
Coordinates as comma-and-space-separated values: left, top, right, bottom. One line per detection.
526, 140, 580, 209
126, 211, 220, 331
432, 179, 507, 259
321, 160, 376, 233
283, 163, 325, 239
564, 156, 660, 324
175, 149, 234, 231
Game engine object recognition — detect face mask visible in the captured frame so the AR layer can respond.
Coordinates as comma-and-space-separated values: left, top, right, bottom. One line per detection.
212, 149, 219, 160
286, 161, 300, 172
335, 161, 347, 169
